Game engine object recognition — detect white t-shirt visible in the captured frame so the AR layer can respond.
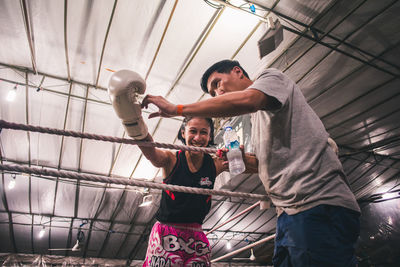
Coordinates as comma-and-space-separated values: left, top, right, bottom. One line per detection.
248, 68, 360, 216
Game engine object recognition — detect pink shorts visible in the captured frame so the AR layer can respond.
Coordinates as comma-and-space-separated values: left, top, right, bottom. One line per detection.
142, 221, 211, 267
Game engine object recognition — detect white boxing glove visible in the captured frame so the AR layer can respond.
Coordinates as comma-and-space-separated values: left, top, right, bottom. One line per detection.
108, 70, 148, 140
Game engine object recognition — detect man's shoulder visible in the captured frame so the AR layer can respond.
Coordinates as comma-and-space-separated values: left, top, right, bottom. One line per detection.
254, 68, 283, 80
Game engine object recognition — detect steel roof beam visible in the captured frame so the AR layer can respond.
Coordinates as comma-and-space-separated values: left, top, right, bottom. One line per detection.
64, 0, 71, 81
0, 74, 183, 122
0, 62, 108, 91
95, 0, 117, 88
53, 83, 73, 218
0, 210, 150, 228
145, 0, 178, 80
19, 0, 37, 74
280, 0, 367, 75
247, 0, 400, 71
0, 150, 17, 253
293, 0, 400, 89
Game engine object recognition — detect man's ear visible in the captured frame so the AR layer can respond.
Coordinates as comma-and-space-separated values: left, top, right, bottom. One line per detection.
232, 66, 243, 77
233, 66, 241, 73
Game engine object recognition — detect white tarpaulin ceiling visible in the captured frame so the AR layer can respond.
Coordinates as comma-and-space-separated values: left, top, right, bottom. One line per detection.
0, 0, 400, 266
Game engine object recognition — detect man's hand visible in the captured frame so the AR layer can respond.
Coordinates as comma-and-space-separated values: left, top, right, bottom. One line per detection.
141, 94, 177, 118
216, 146, 247, 173
217, 148, 229, 170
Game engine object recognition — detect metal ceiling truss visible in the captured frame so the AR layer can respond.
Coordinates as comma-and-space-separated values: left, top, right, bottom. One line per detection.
343, 153, 397, 200
0, 220, 145, 237
0, 70, 183, 123
53, 82, 73, 217
0, 210, 150, 230
0, 62, 108, 91
0, 158, 147, 183
345, 154, 372, 179
165, 7, 225, 99
0, 149, 17, 253
325, 79, 400, 133
145, 0, 179, 80
354, 161, 400, 198
349, 156, 383, 188
19, 0, 37, 74
344, 124, 400, 150
64, 0, 71, 81
252, 0, 400, 78
334, 108, 400, 141
319, 76, 398, 123
262, 0, 341, 69
280, 0, 367, 74
95, 0, 117, 88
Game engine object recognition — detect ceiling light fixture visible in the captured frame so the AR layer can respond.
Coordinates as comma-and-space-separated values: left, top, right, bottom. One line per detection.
139, 194, 153, 207
381, 192, 398, 200
8, 174, 16, 190
6, 85, 17, 102
226, 241, 232, 249
38, 226, 46, 238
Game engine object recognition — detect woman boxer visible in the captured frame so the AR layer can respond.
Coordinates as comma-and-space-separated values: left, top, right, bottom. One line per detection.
140, 116, 225, 267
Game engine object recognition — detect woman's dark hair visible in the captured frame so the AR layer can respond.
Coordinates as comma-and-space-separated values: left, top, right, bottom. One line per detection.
200, 59, 249, 94
177, 117, 215, 146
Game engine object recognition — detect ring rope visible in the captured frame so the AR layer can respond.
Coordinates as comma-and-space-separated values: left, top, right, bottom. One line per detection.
0, 119, 217, 154
0, 164, 268, 200
210, 234, 276, 263
205, 201, 261, 235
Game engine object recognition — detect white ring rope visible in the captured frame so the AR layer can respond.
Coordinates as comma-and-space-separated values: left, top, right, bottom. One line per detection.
0, 164, 268, 200
210, 234, 276, 263
0, 119, 217, 154
206, 201, 261, 235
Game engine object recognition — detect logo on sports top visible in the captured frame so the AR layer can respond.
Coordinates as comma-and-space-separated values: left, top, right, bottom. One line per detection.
199, 177, 212, 187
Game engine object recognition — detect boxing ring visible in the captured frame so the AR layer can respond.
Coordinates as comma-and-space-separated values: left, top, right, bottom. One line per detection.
0, 119, 275, 263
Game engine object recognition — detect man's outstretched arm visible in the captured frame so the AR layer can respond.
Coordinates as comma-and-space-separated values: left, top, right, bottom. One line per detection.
141, 89, 268, 118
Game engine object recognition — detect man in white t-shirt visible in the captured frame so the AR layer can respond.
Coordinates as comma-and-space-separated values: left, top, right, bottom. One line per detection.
142, 60, 361, 267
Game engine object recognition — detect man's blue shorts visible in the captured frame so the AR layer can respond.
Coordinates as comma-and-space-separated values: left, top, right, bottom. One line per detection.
272, 204, 360, 267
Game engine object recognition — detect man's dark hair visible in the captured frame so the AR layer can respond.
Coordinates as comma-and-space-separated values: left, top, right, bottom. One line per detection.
177, 117, 215, 147
200, 59, 249, 94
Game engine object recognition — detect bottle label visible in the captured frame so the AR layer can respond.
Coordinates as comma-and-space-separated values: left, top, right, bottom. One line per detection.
226, 140, 240, 150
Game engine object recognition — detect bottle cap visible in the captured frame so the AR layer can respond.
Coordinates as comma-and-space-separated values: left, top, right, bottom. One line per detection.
224, 126, 232, 131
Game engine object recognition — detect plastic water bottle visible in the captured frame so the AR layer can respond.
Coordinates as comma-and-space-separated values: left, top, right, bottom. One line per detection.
223, 126, 245, 175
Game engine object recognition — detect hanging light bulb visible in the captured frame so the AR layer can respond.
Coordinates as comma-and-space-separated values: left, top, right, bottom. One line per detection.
8, 180, 16, 189
226, 241, 232, 249
6, 85, 17, 102
139, 194, 153, 207
250, 248, 256, 261
38, 226, 46, 238
8, 174, 16, 190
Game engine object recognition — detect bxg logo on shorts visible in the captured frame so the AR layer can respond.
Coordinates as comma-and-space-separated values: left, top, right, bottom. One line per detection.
163, 235, 210, 256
